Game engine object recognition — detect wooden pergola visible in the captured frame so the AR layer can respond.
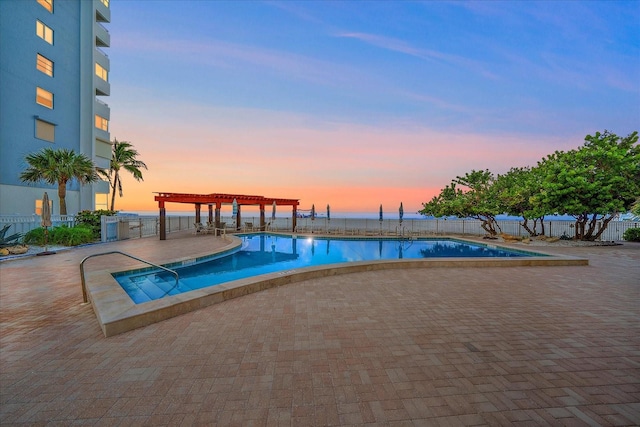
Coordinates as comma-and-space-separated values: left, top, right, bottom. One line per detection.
154, 192, 300, 240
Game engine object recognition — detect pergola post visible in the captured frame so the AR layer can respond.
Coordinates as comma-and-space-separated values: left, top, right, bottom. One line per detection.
159, 202, 166, 240
260, 204, 265, 231
195, 203, 201, 224
292, 205, 297, 232
215, 202, 221, 228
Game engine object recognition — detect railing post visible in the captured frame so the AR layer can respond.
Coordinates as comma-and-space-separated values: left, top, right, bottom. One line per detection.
79, 262, 88, 303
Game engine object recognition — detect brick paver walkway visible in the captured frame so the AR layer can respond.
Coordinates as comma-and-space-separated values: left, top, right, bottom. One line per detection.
1, 233, 639, 426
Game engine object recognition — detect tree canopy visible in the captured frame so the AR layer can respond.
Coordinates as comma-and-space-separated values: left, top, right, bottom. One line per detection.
106, 139, 148, 211
421, 169, 503, 237
535, 131, 639, 240
20, 148, 103, 215
493, 166, 547, 236
421, 131, 639, 241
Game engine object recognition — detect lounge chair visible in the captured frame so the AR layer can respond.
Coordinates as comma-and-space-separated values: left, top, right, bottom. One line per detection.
194, 222, 205, 234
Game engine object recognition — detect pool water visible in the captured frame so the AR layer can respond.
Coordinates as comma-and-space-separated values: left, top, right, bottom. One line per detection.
114, 234, 535, 304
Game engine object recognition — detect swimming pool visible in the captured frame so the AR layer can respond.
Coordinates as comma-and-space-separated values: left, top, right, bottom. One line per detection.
113, 234, 538, 304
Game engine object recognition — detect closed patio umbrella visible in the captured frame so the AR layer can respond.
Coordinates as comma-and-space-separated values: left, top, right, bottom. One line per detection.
41, 192, 52, 228
379, 204, 383, 222
38, 192, 55, 256
272, 200, 277, 220
327, 204, 330, 221
399, 202, 404, 225
232, 198, 238, 230
311, 204, 315, 220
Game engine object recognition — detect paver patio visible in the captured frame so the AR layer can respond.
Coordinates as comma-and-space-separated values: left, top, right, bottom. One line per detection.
1, 232, 639, 426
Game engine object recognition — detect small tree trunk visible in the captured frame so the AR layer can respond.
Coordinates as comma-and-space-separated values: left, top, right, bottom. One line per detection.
58, 180, 67, 215
480, 219, 491, 235
574, 213, 588, 240
480, 216, 500, 237
520, 218, 534, 236
532, 218, 539, 236
491, 216, 502, 234
583, 213, 600, 240
592, 215, 615, 241
110, 174, 118, 211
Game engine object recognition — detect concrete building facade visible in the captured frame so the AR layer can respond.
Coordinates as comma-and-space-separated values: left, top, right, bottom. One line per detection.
0, 0, 111, 216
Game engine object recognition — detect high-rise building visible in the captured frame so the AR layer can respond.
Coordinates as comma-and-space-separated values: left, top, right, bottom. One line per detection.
0, 0, 111, 216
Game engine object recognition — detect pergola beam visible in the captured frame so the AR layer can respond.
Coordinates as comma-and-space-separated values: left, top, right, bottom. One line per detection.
154, 192, 300, 240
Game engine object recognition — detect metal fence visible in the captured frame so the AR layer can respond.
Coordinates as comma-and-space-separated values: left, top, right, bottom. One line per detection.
285, 217, 639, 241
1, 214, 638, 243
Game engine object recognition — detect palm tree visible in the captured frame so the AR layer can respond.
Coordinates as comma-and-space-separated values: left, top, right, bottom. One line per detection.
108, 139, 148, 211
20, 148, 103, 215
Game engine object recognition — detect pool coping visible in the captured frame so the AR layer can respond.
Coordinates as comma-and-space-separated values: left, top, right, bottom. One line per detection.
84, 234, 589, 337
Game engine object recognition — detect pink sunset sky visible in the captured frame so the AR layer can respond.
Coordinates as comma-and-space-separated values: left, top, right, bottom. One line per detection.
107, 1, 639, 216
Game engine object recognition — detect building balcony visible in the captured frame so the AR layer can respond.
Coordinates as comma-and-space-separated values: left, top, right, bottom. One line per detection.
95, 46, 109, 62
95, 22, 110, 47
95, 75, 110, 96
95, 126, 110, 142
95, 0, 111, 23
95, 98, 110, 120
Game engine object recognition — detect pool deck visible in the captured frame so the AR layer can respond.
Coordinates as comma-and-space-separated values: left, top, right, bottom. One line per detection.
85, 234, 587, 338
1, 231, 639, 425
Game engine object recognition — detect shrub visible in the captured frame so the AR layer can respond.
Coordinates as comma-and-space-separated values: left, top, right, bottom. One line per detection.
52, 225, 94, 246
23, 227, 46, 245
0, 224, 23, 247
24, 225, 96, 246
623, 227, 640, 242
75, 209, 116, 239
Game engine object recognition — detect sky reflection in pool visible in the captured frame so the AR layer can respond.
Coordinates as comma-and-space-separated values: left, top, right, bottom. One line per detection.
114, 234, 535, 304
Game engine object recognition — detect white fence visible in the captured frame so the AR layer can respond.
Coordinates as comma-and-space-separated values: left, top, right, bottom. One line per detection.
1, 214, 638, 243
101, 215, 196, 242
0, 215, 75, 235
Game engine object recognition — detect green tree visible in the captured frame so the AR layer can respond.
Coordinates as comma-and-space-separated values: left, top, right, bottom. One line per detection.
421, 169, 503, 237
20, 148, 103, 215
631, 198, 640, 219
107, 139, 148, 211
494, 166, 548, 236
535, 130, 639, 240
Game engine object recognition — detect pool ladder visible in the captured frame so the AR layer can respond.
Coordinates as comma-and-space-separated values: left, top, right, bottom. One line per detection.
79, 251, 179, 303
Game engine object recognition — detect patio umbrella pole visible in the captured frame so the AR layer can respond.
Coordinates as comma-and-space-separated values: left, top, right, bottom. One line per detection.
37, 192, 56, 256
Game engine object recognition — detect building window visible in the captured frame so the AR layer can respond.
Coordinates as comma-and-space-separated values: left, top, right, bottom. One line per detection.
95, 63, 108, 81
35, 118, 55, 142
95, 193, 108, 211
95, 115, 108, 131
36, 20, 53, 44
36, 87, 53, 109
37, 54, 53, 76
37, 0, 53, 13
35, 198, 53, 216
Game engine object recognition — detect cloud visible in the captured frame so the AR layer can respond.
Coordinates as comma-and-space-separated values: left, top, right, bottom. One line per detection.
113, 32, 369, 91
335, 32, 499, 80
110, 92, 580, 213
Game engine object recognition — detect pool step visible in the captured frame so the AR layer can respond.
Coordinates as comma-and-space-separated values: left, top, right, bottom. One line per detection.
119, 278, 153, 304
121, 273, 183, 304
